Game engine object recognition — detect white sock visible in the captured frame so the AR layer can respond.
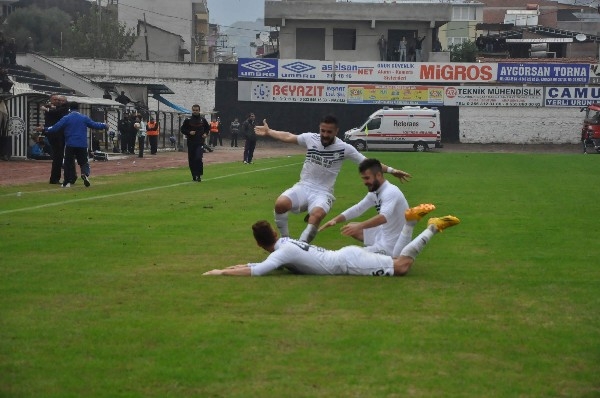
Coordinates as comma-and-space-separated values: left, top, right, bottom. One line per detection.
275, 212, 289, 237
299, 224, 318, 243
392, 221, 415, 257
400, 225, 436, 259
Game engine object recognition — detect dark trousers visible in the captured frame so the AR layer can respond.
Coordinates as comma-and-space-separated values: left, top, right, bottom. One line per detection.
64, 146, 90, 184
209, 132, 221, 146
148, 135, 158, 154
47, 133, 65, 183
119, 132, 128, 153
138, 136, 145, 157
243, 139, 256, 163
187, 143, 204, 178
128, 133, 136, 154
230, 133, 238, 147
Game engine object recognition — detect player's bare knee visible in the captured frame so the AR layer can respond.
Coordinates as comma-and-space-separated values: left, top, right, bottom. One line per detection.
275, 196, 291, 214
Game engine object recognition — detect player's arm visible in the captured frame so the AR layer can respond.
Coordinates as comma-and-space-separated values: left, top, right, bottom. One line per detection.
203, 265, 252, 276
320, 197, 371, 232
379, 162, 411, 183
318, 214, 347, 232
341, 214, 387, 237
255, 119, 298, 144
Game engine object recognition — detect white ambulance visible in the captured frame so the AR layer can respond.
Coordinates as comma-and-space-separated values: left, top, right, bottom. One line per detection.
344, 106, 442, 152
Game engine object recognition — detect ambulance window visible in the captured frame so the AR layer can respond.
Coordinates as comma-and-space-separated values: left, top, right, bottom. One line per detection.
364, 118, 381, 131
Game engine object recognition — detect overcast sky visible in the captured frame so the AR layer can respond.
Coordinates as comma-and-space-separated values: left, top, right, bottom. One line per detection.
206, 0, 265, 28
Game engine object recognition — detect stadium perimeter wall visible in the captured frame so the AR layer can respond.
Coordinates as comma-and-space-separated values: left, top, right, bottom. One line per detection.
51, 59, 582, 145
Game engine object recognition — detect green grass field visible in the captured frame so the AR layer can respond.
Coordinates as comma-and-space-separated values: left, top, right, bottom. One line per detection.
1, 151, 599, 397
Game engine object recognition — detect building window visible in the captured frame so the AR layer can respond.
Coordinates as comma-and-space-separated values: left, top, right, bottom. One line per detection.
448, 37, 468, 48
452, 6, 476, 21
333, 28, 356, 50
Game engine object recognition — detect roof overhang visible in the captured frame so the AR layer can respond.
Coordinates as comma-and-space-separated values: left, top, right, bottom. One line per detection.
99, 82, 174, 95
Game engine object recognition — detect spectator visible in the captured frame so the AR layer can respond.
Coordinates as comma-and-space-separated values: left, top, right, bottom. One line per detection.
29, 137, 52, 160
117, 113, 133, 154
0, 32, 5, 65
476, 34, 485, 52
0, 68, 13, 93
102, 90, 112, 100
433, 38, 442, 52
6, 38, 16, 65
230, 117, 240, 147
127, 113, 138, 154
398, 37, 407, 61
242, 113, 256, 164
209, 117, 220, 147
377, 34, 387, 61
25, 37, 34, 52
415, 34, 426, 62
135, 116, 146, 158
115, 91, 131, 105
146, 116, 159, 155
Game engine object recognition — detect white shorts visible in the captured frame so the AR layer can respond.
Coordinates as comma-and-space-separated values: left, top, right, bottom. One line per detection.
362, 226, 390, 255
281, 183, 335, 214
339, 246, 395, 276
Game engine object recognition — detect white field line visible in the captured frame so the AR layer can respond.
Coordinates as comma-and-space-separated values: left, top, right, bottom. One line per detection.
0, 162, 301, 216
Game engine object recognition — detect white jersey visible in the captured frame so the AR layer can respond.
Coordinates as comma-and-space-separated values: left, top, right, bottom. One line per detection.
249, 237, 394, 276
296, 133, 366, 194
341, 180, 408, 255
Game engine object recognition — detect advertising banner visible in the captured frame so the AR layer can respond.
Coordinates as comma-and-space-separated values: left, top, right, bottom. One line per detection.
247, 81, 347, 103
544, 86, 600, 107
497, 63, 589, 84
347, 85, 444, 105
443, 86, 543, 106
278, 59, 332, 81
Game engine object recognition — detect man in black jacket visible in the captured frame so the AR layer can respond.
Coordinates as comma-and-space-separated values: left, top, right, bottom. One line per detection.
180, 104, 210, 182
242, 113, 256, 164
43, 94, 70, 184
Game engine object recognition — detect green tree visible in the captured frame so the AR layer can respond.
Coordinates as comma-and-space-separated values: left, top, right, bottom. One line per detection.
449, 40, 478, 62
63, 6, 136, 59
4, 6, 72, 55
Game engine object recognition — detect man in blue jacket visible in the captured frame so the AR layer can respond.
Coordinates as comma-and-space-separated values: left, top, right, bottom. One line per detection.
38, 102, 108, 188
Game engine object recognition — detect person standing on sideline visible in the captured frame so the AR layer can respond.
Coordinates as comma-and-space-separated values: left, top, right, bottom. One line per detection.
415, 34, 426, 62
230, 117, 240, 147
242, 113, 256, 164
117, 113, 130, 154
398, 37, 407, 61
42, 94, 69, 184
377, 34, 387, 61
146, 116, 159, 155
202, 210, 460, 277
209, 118, 219, 147
136, 116, 146, 158
127, 113, 137, 155
254, 115, 411, 244
319, 158, 423, 256
180, 104, 210, 182
38, 102, 107, 188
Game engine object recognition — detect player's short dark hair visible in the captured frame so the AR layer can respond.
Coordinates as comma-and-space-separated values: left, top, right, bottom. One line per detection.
359, 158, 383, 174
192, 104, 200, 110
69, 101, 79, 110
252, 220, 277, 247
320, 114, 338, 126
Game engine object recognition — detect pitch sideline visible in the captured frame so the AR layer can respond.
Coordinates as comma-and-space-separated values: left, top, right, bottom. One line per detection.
0, 162, 301, 216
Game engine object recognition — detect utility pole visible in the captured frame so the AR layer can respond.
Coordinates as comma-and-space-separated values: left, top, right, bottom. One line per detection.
143, 13, 150, 61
